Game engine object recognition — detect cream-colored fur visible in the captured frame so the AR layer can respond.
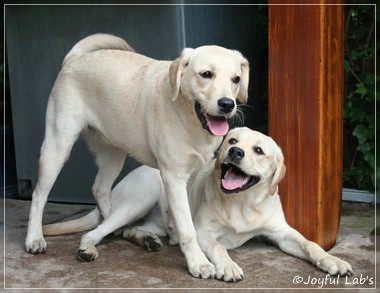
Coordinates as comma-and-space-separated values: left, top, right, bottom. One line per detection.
44, 127, 353, 282
27, 33, 249, 279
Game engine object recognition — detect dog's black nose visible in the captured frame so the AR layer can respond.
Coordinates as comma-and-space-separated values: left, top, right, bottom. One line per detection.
218, 98, 235, 114
228, 147, 245, 161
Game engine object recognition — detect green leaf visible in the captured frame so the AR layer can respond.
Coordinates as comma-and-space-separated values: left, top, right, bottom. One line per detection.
352, 125, 370, 144
357, 142, 372, 153
344, 60, 351, 71
348, 107, 365, 122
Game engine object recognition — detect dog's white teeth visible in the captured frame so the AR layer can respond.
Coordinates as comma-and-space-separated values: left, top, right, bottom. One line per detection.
224, 167, 233, 179
242, 176, 250, 186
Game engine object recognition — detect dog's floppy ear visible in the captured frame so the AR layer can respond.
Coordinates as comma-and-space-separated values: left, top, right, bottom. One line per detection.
234, 51, 249, 104
169, 48, 194, 101
269, 145, 286, 195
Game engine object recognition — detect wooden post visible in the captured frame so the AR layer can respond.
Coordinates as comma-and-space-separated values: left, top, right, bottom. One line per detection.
268, 2, 344, 250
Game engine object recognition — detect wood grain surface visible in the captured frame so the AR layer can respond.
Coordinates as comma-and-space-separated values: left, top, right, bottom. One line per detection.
268, 1, 344, 250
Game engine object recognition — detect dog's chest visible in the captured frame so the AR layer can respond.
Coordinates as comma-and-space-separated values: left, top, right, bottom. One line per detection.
214, 199, 275, 236
217, 223, 267, 249
218, 232, 254, 249
212, 210, 267, 250
224, 208, 263, 233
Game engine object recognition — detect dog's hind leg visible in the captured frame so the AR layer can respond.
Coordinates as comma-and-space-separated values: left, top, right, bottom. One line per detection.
84, 131, 126, 219
77, 206, 132, 262
123, 228, 163, 252
77, 208, 162, 261
77, 168, 162, 261
26, 101, 83, 254
123, 205, 168, 252
92, 149, 126, 219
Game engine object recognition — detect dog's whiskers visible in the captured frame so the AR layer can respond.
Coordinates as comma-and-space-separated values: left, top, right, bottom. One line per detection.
231, 105, 248, 127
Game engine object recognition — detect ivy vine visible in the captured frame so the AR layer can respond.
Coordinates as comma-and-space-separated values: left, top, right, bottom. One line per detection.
343, 4, 375, 192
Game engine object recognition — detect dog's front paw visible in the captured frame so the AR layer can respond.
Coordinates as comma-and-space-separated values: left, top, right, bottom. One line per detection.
25, 236, 47, 254
318, 256, 354, 277
188, 260, 216, 279
77, 246, 99, 262
215, 260, 244, 283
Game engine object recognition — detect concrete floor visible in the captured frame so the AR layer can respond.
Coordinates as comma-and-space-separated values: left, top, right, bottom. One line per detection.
2, 199, 377, 290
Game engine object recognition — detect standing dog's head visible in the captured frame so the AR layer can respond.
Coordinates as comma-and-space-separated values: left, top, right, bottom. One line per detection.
169, 46, 249, 136
214, 127, 286, 196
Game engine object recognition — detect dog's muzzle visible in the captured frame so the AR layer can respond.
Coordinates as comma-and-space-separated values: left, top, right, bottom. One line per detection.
195, 102, 229, 136
220, 163, 260, 194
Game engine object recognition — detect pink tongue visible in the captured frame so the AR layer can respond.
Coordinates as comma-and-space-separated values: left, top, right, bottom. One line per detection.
206, 115, 229, 136
222, 171, 246, 190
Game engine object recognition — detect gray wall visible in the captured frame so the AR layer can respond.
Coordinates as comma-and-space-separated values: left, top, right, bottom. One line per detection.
6, 4, 265, 203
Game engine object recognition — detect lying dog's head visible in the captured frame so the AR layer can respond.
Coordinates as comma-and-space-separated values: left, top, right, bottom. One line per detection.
215, 127, 286, 196
169, 46, 249, 136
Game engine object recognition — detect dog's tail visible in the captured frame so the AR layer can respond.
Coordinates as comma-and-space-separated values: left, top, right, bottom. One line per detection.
43, 208, 102, 236
63, 33, 134, 66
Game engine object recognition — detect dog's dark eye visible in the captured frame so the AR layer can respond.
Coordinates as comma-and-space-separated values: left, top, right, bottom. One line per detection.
228, 138, 238, 145
232, 76, 240, 84
254, 146, 264, 155
200, 71, 213, 79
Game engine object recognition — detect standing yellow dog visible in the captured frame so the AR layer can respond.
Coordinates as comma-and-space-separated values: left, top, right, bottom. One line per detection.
26, 33, 249, 278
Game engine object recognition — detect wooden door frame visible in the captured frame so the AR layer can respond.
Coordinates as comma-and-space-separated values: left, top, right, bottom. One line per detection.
268, 1, 344, 249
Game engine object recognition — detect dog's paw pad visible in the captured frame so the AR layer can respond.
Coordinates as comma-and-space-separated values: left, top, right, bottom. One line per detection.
145, 236, 162, 252
77, 249, 98, 262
